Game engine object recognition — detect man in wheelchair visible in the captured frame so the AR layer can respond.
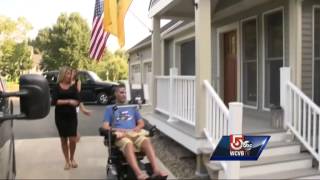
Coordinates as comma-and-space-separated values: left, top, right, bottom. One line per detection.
101, 84, 168, 180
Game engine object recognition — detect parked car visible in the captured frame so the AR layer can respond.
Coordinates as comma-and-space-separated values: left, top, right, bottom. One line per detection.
42, 70, 117, 105
0, 75, 50, 179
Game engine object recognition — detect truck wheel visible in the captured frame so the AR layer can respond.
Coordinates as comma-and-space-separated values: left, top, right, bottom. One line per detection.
97, 92, 108, 105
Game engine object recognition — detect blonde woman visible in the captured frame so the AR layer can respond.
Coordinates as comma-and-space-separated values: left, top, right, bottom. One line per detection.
52, 67, 80, 170
71, 69, 92, 142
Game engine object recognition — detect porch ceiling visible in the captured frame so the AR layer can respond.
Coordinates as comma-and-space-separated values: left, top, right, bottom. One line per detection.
151, 0, 272, 20
162, 0, 194, 19
156, 0, 218, 20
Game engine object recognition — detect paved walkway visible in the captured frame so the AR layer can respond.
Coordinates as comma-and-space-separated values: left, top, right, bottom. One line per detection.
15, 136, 175, 179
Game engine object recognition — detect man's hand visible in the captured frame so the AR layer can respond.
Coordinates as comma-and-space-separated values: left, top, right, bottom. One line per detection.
114, 131, 125, 139
133, 127, 141, 132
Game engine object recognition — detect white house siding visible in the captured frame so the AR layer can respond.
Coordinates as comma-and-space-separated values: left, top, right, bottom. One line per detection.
129, 46, 152, 84
212, 0, 290, 111
301, 0, 320, 101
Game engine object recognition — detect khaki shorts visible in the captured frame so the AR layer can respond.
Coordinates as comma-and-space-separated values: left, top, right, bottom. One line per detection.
115, 129, 149, 152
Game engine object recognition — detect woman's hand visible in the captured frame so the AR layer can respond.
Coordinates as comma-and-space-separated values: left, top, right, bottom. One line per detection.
83, 109, 92, 116
79, 103, 92, 116
68, 99, 79, 107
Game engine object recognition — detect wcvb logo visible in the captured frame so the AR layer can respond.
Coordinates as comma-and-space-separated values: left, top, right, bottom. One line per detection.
229, 135, 253, 156
210, 135, 270, 160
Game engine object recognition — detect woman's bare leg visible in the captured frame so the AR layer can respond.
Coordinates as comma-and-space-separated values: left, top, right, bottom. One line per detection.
60, 137, 70, 169
69, 136, 78, 168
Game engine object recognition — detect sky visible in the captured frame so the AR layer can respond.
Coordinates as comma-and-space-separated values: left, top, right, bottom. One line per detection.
0, 0, 167, 51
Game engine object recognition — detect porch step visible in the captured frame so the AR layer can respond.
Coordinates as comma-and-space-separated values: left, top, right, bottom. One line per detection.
199, 147, 213, 165
242, 168, 320, 179
206, 153, 313, 178
199, 141, 302, 164
261, 141, 301, 158
252, 130, 293, 143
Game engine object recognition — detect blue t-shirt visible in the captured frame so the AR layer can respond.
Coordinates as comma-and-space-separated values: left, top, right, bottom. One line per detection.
103, 105, 142, 129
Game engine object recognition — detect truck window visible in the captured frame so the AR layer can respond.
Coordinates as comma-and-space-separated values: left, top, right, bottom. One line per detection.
0, 79, 5, 114
79, 72, 91, 83
44, 73, 57, 83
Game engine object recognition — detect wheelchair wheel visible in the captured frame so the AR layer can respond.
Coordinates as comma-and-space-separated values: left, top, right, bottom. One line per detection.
125, 164, 137, 180
106, 165, 117, 180
144, 163, 153, 176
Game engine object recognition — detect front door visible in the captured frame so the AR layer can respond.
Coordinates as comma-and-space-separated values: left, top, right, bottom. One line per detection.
223, 30, 237, 106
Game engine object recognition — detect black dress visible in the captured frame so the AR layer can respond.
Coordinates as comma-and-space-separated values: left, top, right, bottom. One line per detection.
52, 84, 79, 137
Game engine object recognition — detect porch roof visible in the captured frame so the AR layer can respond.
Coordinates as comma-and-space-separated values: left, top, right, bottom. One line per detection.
127, 20, 190, 55
148, 0, 271, 20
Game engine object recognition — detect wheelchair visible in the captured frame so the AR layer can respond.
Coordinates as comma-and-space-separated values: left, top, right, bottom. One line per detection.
99, 106, 167, 180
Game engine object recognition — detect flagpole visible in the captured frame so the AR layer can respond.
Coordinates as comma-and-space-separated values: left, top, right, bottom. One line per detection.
128, 9, 152, 33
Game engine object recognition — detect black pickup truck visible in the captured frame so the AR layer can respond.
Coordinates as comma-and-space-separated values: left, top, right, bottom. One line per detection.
0, 78, 14, 179
0, 75, 50, 179
42, 70, 117, 105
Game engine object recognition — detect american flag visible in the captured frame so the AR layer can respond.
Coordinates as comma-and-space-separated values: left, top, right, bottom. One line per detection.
89, 0, 109, 61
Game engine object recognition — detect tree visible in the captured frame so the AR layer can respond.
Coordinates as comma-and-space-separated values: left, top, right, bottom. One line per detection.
0, 16, 33, 81
33, 13, 91, 71
0, 16, 32, 43
106, 54, 128, 81
87, 49, 128, 81
0, 40, 32, 81
33, 13, 129, 81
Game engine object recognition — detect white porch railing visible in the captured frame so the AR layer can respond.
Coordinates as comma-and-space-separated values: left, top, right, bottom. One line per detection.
172, 76, 196, 125
203, 80, 229, 145
155, 69, 196, 126
203, 80, 243, 179
155, 76, 170, 115
281, 67, 320, 166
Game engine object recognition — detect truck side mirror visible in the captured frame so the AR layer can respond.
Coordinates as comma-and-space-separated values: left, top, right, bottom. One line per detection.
0, 74, 50, 122
19, 74, 50, 119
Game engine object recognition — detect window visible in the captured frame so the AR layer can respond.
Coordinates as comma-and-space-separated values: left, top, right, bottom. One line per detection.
132, 64, 140, 73
79, 72, 91, 84
143, 62, 152, 84
164, 39, 173, 76
264, 10, 283, 108
314, 8, 320, 105
146, 62, 152, 72
0, 79, 5, 113
242, 18, 257, 106
44, 73, 57, 83
88, 71, 102, 82
180, 39, 195, 75
131, 64, 141, 84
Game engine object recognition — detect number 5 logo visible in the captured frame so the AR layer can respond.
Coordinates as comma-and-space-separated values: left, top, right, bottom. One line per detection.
230, 135, 244, 151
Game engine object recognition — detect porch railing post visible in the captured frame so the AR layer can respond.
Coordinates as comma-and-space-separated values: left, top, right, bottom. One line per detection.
280, 67, 291, 129
168, 68, 178, 122
227, 102, 243, 179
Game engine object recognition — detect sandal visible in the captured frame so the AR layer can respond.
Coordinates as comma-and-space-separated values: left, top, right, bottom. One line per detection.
137, 172, 149, 180
152, 171, 168, 179
70, 160, 78, 168
64, 162, 71, 170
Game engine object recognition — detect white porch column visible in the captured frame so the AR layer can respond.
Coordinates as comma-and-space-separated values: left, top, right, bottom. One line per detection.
168, 68, 178, 122
280, 67, 291, 129
151, 16, 161, 109
194, 0, 212, 137
288, 0, 302, 87
226, 102, 243, 179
